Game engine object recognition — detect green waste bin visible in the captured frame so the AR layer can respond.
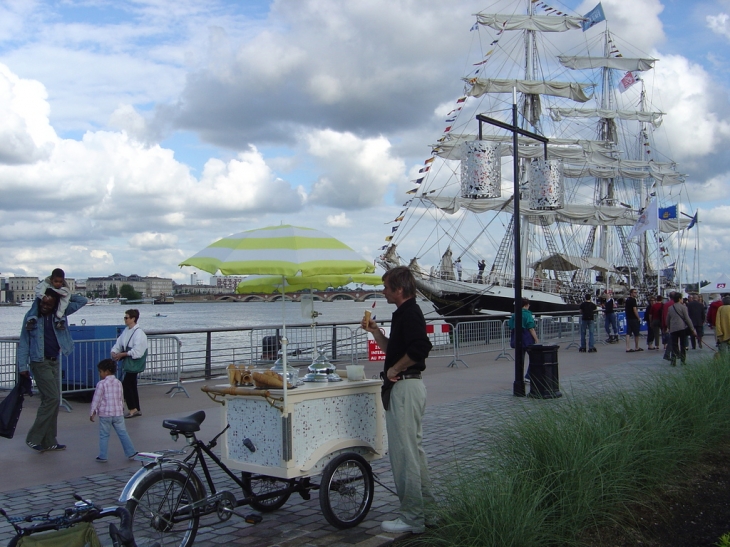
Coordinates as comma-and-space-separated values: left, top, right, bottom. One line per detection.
526, 344, 562, 399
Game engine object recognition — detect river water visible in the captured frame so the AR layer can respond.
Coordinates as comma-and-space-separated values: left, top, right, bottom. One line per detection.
0, 299, 438, 338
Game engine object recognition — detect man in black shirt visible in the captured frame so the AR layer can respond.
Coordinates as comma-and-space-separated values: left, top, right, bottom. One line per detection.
362, 266, 433, 535
579, 294, 598, 352
603, 294, 618, 343
625, 288, 643, 352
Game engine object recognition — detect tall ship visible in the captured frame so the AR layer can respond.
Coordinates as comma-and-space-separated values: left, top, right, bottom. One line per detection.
378, 2, 695, 316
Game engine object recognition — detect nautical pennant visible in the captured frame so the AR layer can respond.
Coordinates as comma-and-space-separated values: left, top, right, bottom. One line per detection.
419, 166, 431, 173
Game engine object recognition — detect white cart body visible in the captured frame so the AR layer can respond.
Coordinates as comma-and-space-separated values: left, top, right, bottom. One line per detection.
221, 378, 387, 480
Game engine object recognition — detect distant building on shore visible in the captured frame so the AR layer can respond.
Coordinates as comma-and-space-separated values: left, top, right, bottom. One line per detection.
210, 275, 246, 292
86, 273, 173, 298
7, 276, 77, 304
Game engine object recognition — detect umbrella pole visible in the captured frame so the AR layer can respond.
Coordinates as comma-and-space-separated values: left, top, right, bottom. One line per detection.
280, 277, 288, 413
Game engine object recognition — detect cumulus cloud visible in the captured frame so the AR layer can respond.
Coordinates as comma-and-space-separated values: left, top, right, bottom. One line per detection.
326, 212, 351, 228
0, 65, 55, 165
129, 232, 179, 250
707, 12, 730, 39
307, 129, 405, 208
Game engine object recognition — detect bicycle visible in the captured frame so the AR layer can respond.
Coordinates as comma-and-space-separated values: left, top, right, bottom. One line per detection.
2, 494, 142, 547
119, 410, 375, 547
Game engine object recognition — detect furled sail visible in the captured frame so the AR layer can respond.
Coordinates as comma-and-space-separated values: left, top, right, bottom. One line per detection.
423, 196, 691, 232
432, 134, 615, 160
476, 14, 584, 32
465, 78, 592, 102
558, 55, 655, 72
549, 107, 664, 127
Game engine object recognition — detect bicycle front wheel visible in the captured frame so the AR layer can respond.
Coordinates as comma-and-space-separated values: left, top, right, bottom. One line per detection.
319, 453, 374, 529
126, 470, 200, 547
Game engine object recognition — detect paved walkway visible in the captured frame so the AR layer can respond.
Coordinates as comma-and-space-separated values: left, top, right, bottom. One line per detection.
0, 340, 711, 546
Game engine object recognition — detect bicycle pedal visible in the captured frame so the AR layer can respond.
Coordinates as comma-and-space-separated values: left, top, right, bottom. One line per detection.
244, 513, 263, 525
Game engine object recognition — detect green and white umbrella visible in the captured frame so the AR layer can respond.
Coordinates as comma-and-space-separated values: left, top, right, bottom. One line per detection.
235, 273, 382, 294
179, 224, 376, 414
179, 224, 375, 278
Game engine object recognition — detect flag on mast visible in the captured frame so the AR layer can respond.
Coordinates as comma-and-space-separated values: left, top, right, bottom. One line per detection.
628, 199, 658, 240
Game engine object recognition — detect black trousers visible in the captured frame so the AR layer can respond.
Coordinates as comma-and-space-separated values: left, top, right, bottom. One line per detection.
122, 372, 140, 411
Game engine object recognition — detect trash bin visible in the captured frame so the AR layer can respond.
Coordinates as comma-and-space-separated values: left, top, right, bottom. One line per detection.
526, 344, 562, 399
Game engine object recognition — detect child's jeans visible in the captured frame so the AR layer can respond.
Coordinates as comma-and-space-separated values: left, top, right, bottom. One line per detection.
98, 415, 136, 460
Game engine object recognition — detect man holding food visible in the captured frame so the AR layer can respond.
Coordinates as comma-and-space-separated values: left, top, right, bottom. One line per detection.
361, 266, 434, 535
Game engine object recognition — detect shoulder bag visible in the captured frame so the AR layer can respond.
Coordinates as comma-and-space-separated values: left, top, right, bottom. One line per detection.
123, 329, 148, 373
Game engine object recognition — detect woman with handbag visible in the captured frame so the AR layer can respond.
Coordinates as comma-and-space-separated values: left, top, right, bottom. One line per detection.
508, 298, 539, 381
111, 309, 148, 418
666, 293, 696, 366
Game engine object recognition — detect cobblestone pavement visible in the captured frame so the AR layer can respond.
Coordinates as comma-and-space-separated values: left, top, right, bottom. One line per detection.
0, 345, 701, 546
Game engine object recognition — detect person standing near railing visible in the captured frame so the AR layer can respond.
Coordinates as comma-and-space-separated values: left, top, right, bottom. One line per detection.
362, 266, 434, 535
17, 289, 88, 452
111, 309, 148, 419
579, 294, 597, 353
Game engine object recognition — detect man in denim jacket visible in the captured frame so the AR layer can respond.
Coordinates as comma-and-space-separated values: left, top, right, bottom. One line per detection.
17, 290, 88, 452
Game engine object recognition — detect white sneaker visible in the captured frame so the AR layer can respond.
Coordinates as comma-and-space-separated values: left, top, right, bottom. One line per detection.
381, 518, 425, 534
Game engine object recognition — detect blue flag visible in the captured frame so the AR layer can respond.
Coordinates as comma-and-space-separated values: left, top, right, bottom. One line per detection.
687, 212, 698, 230
582, 3, 606, 32
659, 205, 678, 220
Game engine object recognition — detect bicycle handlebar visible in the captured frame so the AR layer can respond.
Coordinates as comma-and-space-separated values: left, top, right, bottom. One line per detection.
3, 496, 139, 547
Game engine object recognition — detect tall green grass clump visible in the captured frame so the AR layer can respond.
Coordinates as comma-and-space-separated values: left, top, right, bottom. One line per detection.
419, 356, 730, 547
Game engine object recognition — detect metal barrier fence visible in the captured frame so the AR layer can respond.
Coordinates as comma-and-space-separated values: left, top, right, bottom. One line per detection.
0, 340, 17, 390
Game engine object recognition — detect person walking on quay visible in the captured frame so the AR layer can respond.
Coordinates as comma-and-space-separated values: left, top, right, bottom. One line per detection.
602, 293, 619, 343
17, 290, 88, 452
579, 293, 598, 353
644, 295, 656, 350
707, 294, 725, 329
111, 309, 148, 419
625, 288, 643, 353
362, 266, 434, 535
649, 295, 664, 351
715, 296, 730, 354
90, 359, 136, 462
686, 294, 706, 349
508, 298, 539, 380
666, 292, 696, 366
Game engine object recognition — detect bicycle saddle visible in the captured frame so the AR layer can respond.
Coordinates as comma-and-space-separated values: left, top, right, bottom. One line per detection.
162, 410, 206, 433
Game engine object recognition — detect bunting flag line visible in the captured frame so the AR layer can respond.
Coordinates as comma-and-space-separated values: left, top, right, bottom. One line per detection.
424, 157, 434, 164
470, 21, 478, 31
411, 178, 424, 184
456, 97, 466, 103
385, 235, 393, 242
443, 127, 452, 133
394, 215, 404, 222
419, 166, 431, 173
391, 226, 399, 233
406, 188, 418, 195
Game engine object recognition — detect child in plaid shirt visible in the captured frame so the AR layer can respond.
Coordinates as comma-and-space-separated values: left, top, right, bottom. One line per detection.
90, 359, 136, 462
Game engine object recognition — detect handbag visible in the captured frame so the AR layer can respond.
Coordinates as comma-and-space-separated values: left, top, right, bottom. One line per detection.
122, 329, 147, 373
510, 328, 534, 349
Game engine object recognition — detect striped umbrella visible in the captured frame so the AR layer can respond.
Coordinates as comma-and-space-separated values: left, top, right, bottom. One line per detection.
179, 224, 375, 277
179, 225, 376, 410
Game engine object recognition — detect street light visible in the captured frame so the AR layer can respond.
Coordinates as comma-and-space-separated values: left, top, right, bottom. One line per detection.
476, 90, 549, 397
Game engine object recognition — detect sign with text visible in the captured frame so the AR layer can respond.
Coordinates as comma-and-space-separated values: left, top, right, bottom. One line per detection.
367, 327, 390, 361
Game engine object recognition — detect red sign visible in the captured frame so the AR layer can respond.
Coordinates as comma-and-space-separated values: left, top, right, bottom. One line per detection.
367, 327, 390, 361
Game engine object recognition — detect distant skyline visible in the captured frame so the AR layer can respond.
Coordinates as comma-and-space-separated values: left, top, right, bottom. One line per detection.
0, 0, 729, 284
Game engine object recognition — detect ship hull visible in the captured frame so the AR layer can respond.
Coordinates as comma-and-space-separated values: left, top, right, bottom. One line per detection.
414, 277, 580, 316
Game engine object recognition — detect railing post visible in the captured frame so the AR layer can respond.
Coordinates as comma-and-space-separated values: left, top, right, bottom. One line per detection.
332, 326, 338, 360
205, 331, 212, 380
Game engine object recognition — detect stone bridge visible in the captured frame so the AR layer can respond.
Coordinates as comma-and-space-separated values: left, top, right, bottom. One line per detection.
213, 291, 384, 303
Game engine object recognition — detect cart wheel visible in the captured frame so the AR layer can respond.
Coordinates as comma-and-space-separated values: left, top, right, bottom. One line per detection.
241, 473, 292, 512
319, 453, 374, 529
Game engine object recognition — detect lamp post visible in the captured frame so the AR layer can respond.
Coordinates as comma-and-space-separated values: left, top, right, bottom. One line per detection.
477, 90, 549, 397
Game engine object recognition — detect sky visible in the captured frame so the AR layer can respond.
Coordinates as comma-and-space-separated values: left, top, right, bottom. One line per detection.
0, 0, 729, 285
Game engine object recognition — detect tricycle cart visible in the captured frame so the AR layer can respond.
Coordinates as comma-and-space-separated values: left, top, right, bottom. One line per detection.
119, 377, 386, 547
